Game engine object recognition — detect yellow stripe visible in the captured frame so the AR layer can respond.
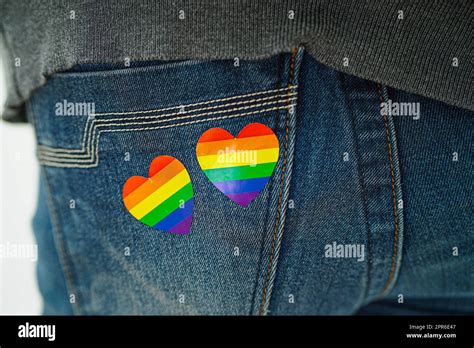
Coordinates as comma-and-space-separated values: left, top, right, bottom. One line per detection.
129, 170, 190, 219
197, 147, 279, 170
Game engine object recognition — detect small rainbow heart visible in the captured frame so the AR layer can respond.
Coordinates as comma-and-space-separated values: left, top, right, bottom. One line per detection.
122, 156, 193, 234
196, 123, 279, 206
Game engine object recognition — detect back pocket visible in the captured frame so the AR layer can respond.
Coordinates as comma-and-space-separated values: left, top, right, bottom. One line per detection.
28, 50, 302, 315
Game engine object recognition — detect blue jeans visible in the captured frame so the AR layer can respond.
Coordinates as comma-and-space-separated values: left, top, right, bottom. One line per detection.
28, 48, 473, 315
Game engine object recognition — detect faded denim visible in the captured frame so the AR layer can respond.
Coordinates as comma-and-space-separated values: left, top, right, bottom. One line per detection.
27, 49, 473, 315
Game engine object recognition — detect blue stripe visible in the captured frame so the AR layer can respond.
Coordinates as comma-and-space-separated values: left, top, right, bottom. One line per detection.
212, 177, 269, 194
154, 198, 194, 231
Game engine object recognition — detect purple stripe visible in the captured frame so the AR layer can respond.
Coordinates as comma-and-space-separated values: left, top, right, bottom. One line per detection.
213, 177, 269, 194
226, 191, 260, 207
168, 215, 193, 235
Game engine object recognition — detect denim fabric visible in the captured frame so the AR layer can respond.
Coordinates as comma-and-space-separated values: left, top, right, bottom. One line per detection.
29, 50, 302, 315
269, 54, 404, 314
28, 49, 473, 315
359, 88, 474, 315
32, 174, 74, 315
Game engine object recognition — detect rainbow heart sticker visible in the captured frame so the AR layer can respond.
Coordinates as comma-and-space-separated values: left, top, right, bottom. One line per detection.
196, 123, 279, 206
122, 156, 193, 234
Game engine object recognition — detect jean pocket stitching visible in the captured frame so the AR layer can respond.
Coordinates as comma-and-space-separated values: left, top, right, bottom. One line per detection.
259, 47, 302, 315
376, 83, 404, 299
37, 86, 297, 168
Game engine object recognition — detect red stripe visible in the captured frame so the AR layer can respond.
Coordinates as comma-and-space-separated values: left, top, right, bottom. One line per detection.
148, 156, 175, 177
122, 176, 148, 198
198, 128, 233, 143
237, 123, 274, 138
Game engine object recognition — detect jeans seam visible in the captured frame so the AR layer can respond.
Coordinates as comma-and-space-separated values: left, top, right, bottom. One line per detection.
37, 88, 297, 168
376, 83, 401, 298
41, 171, 83, 314
259, 47, 299, 315
40, 100, 294, 158
27, 101, 82, 314
38, 105, 294, 168
341, 75, 374, 309
39, 87, 297, 155
38, 86, 295, 153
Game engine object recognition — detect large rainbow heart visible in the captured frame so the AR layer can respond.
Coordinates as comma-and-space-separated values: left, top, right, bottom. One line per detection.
122, 156, 193, 234
196, 123, 279, 206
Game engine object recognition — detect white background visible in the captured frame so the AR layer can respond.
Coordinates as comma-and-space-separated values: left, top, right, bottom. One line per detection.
0, 55, 42, 314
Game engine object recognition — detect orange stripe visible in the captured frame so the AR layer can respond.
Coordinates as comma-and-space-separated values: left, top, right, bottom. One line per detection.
196, 134, 278, 156
124, 161, 185, 209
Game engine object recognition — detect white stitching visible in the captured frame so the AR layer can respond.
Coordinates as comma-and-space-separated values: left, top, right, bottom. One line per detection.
39, 98, 296, 163
38, 96, 297, 162
86, 85, 297, 117
39, 104, 296, 168
38, 91, 296, 157
38, 86, 296, 153
91, 92, 298, 123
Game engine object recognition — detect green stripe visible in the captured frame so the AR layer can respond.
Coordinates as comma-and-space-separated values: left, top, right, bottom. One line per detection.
203, 162, 277, 182
140, 183, 193, 226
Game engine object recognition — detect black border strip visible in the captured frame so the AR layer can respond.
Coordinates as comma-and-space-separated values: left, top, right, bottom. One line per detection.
0, 315, 471, 345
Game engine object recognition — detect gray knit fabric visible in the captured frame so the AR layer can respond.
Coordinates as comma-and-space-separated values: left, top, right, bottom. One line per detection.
1, 0, 472, 122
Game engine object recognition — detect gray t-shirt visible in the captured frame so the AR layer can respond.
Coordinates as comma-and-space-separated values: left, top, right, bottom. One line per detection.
1, 0, 472, 122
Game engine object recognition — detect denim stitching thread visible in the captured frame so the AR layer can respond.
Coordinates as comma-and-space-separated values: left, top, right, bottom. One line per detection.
27, 101, 82, 314
38, 103, 295, 165
84, 93, 298, 123
39, 104, 296, 168
39, 98, 296, 161
259, 48, 298, 315
38, 86, 296, 154
70, 86, 297, 117
39, 91, 298, 157
41, 171, 83, 314
343, 76, 373, 309
39, 92, 296, 157
377, 83, 400, 297
38, 95, 297, 162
